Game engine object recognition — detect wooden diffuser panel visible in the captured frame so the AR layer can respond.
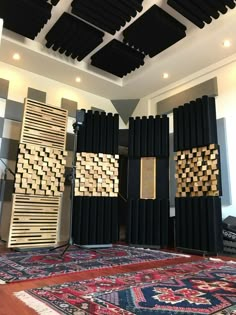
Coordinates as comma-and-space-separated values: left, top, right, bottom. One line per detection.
14, 143, 67, 196
75, 152, 119, 197
8, 194, 61, 248
175, 144, 220, 197
140, 157, 156, 199
20, 98, 68, 150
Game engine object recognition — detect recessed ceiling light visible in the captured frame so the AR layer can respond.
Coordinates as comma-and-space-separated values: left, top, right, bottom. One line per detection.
75, 77, 81, 83
163, 73, 169, 79
12, 53, 21, 60
223, 40, 231, 48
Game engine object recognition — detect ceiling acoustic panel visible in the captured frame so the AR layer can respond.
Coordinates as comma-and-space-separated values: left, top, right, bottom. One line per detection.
91, 39, 145, 77
123, 5, 187, 58
167, 0, 236, 28
0, 0, 53, 40
71, 0, 144, 35
45, 12, 104, 61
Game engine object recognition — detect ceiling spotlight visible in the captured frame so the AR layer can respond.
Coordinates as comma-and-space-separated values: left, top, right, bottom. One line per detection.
223, 40, 231, 48
163, 73, 169, 79
75, 77, 81, 83
12, 53, 21, 60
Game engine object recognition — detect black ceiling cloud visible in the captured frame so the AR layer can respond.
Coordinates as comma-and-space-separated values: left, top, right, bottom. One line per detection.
167, 0, 236, 28
0, 0, 53, 40
71, 0, 144, 35
45, 13, 104, 61
91, 39, 145, 78
123, 5, 187, 58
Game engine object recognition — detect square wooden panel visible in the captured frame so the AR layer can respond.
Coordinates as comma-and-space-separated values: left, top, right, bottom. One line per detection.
140, 157, 156, 199
175, 144, 220, 197
75, 152, 119, 197
14, 143, 67, 196
20, 98, 68, 150
8, 194, 61, 248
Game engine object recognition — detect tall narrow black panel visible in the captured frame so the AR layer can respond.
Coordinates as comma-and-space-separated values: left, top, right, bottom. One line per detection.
138, 200, 146, 244
154, 115, 162, 156
111, 198, 118, 242
100, 112, 107, 153
156, 159, 169, 199
192, 198, 200, 250
72, 197, 82, 244
96, 198, 104, 244
113, 114, 119, 154
128, 159, 140, 198
131, 200, 139, 244
134, 117, 141, 157
80, 197, 90, 244
103, 198, 112, 244
189, 101, 197, 148
85, 110, 93, 152
183, 103, 191, 149
92, 111, 100, 153
199, 197, 208, 251
161, 115, 169, 157
206, 96, 218, 144
195, 98, 204, 147
160, 199, 169, 247
88, 197, 97, 244
128, 117, 135, 158
153, 200, 161, 245
185, 197, 193, 249
147, 116, 154, 156
146, 200, 153, 245
141, 117, 148, 156
178, 106, 185, 150
106, 113, 113, 153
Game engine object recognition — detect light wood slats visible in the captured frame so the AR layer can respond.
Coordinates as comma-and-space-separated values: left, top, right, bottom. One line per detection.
74, 152, 119, 197
140, 157, 156, 199
8, 194, 61, 248
20, 98, 68, 150
175, 144, 220, 197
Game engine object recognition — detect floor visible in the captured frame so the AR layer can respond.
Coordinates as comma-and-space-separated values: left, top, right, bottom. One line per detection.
0, 241, 235, 315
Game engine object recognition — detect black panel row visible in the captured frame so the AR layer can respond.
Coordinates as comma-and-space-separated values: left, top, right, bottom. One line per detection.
168, 0, 236, 29
91, 39, 145, 78
128, 199, 169, 247
173, 95, 218, 152
175, 197, 223, 254
128, 158, 169, 200
128, 115, 169, 158
0, 0, 52, 39
123, 5, 186, 57
72, 197, 118, 245
45, 12, 104, 61
71, 0, 144, 35
76, 110, 119, 154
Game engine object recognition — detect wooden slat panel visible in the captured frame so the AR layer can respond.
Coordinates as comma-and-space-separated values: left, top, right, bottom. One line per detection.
20, 98, 68, 150
140, 157, 156, 199
8, 194, 61, 248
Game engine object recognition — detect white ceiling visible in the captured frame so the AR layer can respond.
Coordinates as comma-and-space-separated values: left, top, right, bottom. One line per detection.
0, 0, 236, 100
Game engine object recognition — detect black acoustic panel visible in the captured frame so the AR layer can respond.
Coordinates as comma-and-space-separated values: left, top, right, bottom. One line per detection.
167, 0, 236, 29
173, 95, 218, 151
72, 197, 118, 245
128, 115, 169, 158
45, 12, 104, 61
123, 5, 186, 57
0, 0, 52, 40
76, 110, 119, 154
175, 196, 223, 254
128, 199, 169, 247
71, 0, 144, 35
91, 39, 145, 78
128, 158, 140, 199
156, 159, 169, 199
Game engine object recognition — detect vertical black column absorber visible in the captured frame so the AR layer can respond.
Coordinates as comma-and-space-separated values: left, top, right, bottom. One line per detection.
73, 110, 119, 246
174, 95, 223, 255
128, 115, 169, 248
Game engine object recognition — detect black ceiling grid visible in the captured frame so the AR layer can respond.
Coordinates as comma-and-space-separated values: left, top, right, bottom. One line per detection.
167, 0, 236, 29
91, 39, 145, 78
123, 5, 187, 58
0, 0, 52, 39
71, 0, 144, 35
45, 12, 104, 61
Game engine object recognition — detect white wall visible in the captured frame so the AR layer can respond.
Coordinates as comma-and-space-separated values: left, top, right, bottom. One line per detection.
0, 61, 126, 128
143, 56, 236, 219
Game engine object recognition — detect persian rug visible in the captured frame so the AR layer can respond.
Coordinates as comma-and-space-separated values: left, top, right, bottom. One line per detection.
15, 259, 236, 315
0, 245, 189, 284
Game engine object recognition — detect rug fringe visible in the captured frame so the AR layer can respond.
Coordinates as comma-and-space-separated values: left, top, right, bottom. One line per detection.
14, 291, 60, 315
209, 257, 223, 261
0, 280, 6, 284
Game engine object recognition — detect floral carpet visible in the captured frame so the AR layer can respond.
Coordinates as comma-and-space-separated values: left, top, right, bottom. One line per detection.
0, 245, 188, 283
15, 259, 236, 314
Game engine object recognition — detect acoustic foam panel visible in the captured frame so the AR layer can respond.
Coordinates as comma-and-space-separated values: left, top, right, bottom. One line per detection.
123, 5, 186, 57
91, 39, 145, 78
140, 157, 156, 200
0, 0, 52, 39
71, 0, 144, 35
27, 87, 47, 103
45, 12, 104, 61
75, 152, 119, 197
168, 0, 236, 29
173, 95, 217, 152
21, 98, 68, 150
8, 194, 61, 248
175, 144, 221, 197
0, 78, 9, 99
175, 196, 223, 254
14, 143, 67, 196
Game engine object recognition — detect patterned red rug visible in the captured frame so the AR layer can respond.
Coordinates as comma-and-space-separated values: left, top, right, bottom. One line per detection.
15, 259, 236, 314
0, 245, 189, 284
